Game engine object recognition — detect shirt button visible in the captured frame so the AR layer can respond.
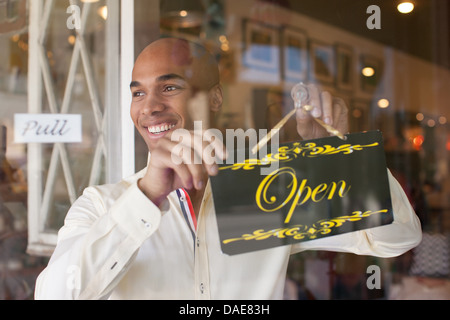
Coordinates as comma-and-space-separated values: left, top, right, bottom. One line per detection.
141, 219, 152, 228
200, 283, 205, 294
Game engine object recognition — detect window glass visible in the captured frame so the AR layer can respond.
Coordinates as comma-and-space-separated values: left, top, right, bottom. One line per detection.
135, 0, 450, 300
1, 0, 45, 299
0, 0, 108, 299
0, 0, 449, 300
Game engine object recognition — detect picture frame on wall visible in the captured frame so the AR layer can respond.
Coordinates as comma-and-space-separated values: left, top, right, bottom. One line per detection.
360, 55, 383, 93
350, 98, 371, 132
308, 39, 335, 85
242, 19, 280, 83
0, 0, 27, 35
335, 43, 354, 92
281, 26, 308, 84
252, 88, 299, 142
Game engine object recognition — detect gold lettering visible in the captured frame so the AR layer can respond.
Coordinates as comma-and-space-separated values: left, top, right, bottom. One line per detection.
284, 179, 311, 224
255, 167, 298, 213
338, 180, 351, 197
256, 167, 352, 224
326, 180, 351, 200
223, 209, 389, 245
312, 183, 328, 202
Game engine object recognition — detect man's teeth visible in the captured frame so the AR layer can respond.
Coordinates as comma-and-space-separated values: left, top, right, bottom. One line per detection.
148, 124, 175, 134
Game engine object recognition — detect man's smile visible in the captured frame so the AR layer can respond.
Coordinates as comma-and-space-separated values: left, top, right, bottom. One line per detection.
147, 123, 176, 135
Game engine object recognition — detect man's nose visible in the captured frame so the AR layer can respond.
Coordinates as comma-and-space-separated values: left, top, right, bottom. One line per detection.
142, 95, 166, 115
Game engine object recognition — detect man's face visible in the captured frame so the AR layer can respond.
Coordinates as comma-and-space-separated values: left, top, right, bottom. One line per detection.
130, 40, 198, 152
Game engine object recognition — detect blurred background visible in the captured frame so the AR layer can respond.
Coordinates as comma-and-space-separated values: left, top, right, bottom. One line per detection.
0, 0, 449, 299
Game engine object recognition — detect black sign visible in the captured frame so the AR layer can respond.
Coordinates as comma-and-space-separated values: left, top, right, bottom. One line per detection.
210, 131, 393, 255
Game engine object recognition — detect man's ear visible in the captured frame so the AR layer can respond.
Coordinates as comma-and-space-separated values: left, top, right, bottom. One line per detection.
209, 84, 223, 112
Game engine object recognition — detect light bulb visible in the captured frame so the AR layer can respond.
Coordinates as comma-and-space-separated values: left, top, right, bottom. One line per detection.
397, 2, 414, 14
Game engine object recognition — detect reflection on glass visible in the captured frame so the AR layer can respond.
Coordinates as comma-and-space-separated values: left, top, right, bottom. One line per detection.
37, 1, 107, 234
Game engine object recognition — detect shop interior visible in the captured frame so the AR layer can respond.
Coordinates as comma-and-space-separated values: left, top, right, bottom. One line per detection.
0, 0, 449, 299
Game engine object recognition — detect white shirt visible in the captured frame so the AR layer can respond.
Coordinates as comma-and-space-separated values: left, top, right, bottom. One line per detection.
34, 168, 421, 300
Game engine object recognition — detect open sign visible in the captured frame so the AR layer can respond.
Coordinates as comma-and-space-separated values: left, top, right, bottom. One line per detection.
211, 131, 394, 255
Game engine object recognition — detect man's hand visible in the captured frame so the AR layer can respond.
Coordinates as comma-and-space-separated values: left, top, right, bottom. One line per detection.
295, 84, 349, 140
138, 129, 227, 207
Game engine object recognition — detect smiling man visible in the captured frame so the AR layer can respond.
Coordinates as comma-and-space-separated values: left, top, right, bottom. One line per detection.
130, 38, 225, 213
34, 38, 421, 300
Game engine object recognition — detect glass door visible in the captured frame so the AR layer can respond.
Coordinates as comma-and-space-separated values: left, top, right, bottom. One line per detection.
25, 0, 135, 256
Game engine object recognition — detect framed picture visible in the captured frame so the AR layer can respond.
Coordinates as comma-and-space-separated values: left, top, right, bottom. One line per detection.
0, 0, 27, 35
281, 27, 308, 83
335, 43, 354, 92
242, 19, 280, 83
252, 88, 299, 143
350, 99, 371, 133
309, 39, 335, 85
360, 55, 383, 93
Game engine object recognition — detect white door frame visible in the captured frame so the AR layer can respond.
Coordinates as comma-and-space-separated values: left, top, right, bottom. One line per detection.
26, 0, 135, 256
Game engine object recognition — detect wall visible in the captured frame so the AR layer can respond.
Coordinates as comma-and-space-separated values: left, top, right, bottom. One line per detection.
221, 0, 450, 130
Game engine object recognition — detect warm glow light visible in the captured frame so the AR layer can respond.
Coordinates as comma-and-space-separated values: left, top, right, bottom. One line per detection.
447, 141, 450, 151
352, 109, 362, 119
377, 99, 390, 109
439, 116, 447, 125
398, 2, 414, 14
98, 6, 108, 20
362, 67, 375, 77
413, 135, 424, 150
221, 43, 230, 52
68, 35, 76, 45
427, 119, 436, 127
179, 10, 188, 17
416, 113, 424, 121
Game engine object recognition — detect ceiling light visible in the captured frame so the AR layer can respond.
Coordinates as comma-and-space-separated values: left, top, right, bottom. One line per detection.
362, 67, 375, 77
160, 0, 205, 29
377, 99, 390, 109
397, 2, 414, 14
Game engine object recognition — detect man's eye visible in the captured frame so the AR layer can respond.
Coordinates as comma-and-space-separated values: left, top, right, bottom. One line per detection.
133, 91, 144, 97
164, 85, 179, 92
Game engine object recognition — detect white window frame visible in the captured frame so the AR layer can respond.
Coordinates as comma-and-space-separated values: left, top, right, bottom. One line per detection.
26, 0, 135, 256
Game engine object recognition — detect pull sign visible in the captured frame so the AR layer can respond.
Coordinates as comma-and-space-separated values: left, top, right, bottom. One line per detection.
14, 114, 82, 143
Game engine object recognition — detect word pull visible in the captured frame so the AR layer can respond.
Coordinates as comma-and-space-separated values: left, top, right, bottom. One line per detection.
14, 114, 82, 143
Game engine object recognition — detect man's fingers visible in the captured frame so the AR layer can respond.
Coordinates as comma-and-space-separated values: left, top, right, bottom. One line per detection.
147, 146, 194, 190
306, 84, 322, 118
167, 137, 206, 190
332, 97, 349, 134
159, 130, 226, 189
321, 91, 333, 126
294, 84, 350, 140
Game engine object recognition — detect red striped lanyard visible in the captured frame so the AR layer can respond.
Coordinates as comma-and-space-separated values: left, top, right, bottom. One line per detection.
177, 188, 197, 232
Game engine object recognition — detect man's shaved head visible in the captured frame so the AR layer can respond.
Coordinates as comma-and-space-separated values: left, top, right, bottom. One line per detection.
130, 37, 223, 150
133, 37, 220, 92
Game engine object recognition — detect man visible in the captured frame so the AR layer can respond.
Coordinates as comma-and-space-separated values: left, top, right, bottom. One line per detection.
35, 38, 421, 300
